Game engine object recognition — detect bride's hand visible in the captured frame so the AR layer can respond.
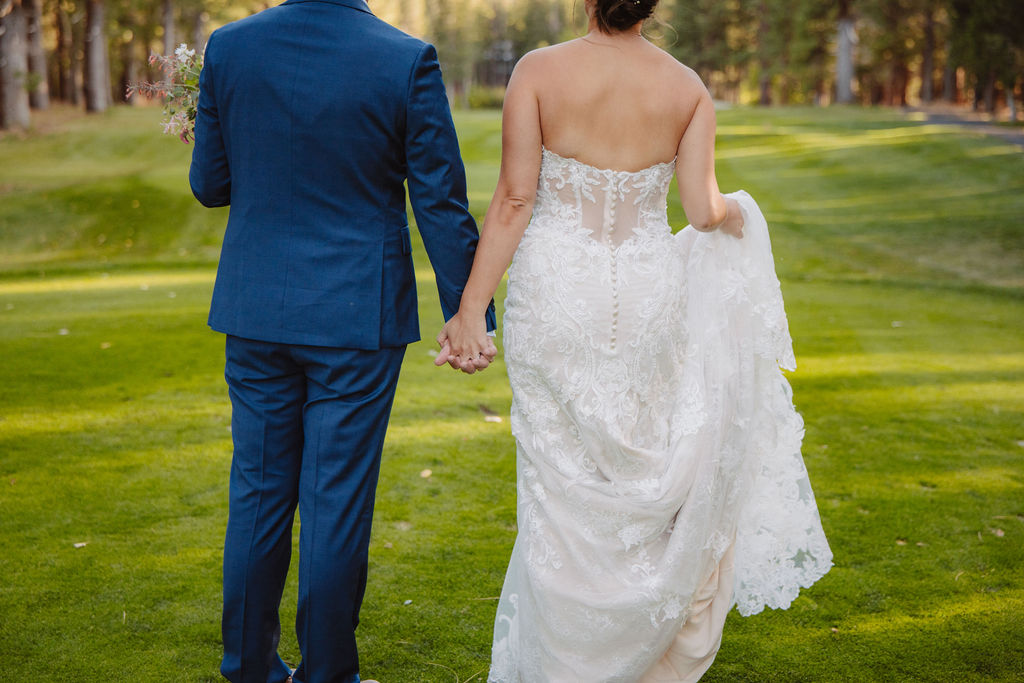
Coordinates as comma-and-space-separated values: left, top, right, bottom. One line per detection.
435, 312, 497, 374
719, 198, 745, 239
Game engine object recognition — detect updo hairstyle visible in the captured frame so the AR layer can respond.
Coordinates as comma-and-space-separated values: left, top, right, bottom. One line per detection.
593, 0, 659, 33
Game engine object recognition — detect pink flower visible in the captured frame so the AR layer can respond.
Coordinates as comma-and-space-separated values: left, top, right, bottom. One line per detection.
131, 44, 202, 144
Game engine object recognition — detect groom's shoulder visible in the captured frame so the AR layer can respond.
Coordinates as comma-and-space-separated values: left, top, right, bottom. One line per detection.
206, 4, 429, 62
361, 17, 432, 58
202, 6, 282, 48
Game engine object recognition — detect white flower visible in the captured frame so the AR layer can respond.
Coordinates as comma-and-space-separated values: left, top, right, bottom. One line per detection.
175, 43, 196, 61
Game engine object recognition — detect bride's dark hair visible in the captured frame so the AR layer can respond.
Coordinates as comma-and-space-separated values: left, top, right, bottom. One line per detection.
593, 0, 659, 33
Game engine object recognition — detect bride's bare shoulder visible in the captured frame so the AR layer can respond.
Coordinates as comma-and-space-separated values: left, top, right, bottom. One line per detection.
650, 48, 708, 94
510, 41, 581, 77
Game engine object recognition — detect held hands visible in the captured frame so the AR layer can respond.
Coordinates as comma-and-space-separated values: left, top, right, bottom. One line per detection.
434, 311, 498, 374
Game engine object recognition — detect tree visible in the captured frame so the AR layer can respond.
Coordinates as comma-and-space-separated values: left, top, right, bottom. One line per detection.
859, 0, 917, 106
83, 0, 111, 112
0, 0, 31, 129
835, 0, 856, 103
948, 0, 1024, 115
918, 0, 936, 102
661, 0, 754, 100
24, 0, 46, 108
54, 1, 72, 102
161, 0, 173, 54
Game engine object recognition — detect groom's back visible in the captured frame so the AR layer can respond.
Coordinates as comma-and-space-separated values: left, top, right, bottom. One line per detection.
206, 0, 421, 232
192, 0, 473, 350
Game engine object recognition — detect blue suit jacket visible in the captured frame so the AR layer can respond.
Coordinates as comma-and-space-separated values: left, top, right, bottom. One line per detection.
190, 0, 495, 349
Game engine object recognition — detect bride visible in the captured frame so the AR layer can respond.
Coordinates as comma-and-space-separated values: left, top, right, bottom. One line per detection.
436, 0, 832, 680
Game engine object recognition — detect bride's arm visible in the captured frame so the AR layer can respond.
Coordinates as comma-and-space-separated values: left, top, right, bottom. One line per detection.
676, 84, 743, 238
435, 56, 544, 373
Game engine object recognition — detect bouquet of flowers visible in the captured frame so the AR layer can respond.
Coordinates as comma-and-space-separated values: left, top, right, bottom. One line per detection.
128, 43, 203, 143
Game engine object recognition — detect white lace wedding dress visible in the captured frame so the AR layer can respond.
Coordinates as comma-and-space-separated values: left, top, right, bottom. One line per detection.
488, 148, 833, 682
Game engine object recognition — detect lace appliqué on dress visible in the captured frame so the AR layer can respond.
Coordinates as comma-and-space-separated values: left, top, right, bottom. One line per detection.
489, 151, 832, 682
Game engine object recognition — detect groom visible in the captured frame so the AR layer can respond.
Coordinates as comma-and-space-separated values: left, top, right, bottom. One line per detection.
189, 1, 496, 681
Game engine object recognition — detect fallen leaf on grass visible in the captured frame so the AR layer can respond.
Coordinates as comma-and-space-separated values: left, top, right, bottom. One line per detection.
484, 415, 503, 423
991, 528, 1005, 537
830, 626, 839, 633
382, 542, 393, 549
73, 542, 88, 549
100, 342, 112, 350
895, 538, 907, 546
403, 599, 412, 606
420, 469, 432, 479
58, 328, 69, 336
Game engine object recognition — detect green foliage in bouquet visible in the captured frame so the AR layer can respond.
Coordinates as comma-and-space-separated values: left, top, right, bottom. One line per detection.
129, 44, 203, 143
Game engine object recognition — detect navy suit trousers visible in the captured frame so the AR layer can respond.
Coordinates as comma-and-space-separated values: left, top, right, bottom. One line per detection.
220, 335, 405, 683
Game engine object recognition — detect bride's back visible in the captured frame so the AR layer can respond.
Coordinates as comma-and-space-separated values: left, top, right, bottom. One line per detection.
527, 37, 704, 172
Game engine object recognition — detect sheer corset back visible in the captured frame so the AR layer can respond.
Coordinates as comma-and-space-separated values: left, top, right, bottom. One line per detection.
535, 147, 676, 247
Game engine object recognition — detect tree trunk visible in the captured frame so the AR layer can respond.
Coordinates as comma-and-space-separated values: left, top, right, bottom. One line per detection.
120, 34, 136, 104
942, 62, 955, 102
55, 3, 69, 101
549, 3, 561, 36
191, 9, 206, 54
758, 72, 772, 106
137, 5, 155, 82
0, 0, 32, 129
983, 70, 996, 114
895, 61, 909, 106
162, 0, 174, 55
24, 0, 46, 109
919, 6, 935, 103
1007, 78, 1018, 121
757, 2, 771, 106
835, 1, 855, 104
69, 3, 83, 105
83, 0, 110, 112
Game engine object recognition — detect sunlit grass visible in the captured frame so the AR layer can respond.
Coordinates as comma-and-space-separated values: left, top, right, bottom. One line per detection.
0, 106, 1022, 681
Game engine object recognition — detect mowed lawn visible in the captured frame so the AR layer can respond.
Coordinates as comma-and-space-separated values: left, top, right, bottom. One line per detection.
1, 105, 1022, 682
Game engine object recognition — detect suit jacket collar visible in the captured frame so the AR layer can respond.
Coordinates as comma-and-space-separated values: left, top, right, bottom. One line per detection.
280, 0, 372, 14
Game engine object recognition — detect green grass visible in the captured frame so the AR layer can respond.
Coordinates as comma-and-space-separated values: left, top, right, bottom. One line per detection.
1, 104, 1023, 682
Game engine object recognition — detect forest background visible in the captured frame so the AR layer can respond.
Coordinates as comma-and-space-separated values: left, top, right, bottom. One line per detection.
1, 0, 1023, 130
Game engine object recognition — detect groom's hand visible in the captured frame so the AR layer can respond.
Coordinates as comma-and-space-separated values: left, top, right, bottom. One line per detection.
434, 339, 497, 374
434, 341, 489, 374
435, 316, 497, 374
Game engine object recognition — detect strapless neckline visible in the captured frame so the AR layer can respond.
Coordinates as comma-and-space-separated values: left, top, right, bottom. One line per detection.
541, 146, 676, 177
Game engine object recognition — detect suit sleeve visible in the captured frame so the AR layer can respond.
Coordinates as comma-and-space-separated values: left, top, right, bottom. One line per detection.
189, 33, 231, 208
405, 43, 496, 332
